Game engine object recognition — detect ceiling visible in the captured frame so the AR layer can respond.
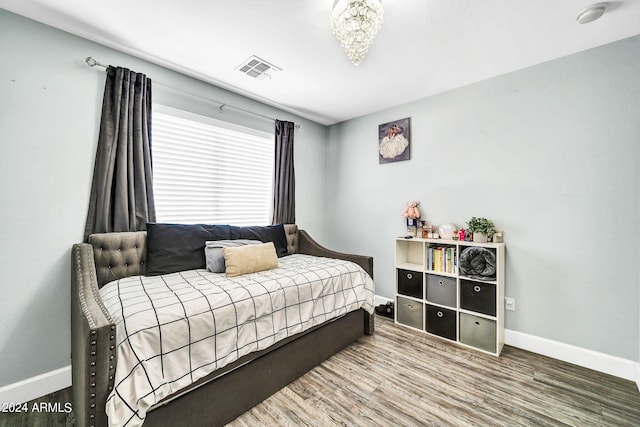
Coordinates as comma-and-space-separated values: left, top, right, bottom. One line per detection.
2, 1, 639, 125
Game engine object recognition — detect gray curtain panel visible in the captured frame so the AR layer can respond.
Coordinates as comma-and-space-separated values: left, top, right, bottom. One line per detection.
271, 120, 295, 224
84, 66, 156, 241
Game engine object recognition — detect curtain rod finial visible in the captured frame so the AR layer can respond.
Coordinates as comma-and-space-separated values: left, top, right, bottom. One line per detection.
85, 57, 108, 69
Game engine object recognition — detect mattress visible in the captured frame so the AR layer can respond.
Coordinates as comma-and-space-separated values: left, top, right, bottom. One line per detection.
99, 254, 374, 427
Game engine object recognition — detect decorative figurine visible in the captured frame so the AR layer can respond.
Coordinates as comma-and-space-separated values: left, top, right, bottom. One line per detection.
402, 201, 421, 219
402, 201, 421, 237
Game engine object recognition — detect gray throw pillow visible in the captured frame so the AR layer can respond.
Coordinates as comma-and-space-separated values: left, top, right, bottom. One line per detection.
205, 239, 262, 273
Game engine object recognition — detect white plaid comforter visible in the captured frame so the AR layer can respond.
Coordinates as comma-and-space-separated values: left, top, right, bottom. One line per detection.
99, 254, 374, 427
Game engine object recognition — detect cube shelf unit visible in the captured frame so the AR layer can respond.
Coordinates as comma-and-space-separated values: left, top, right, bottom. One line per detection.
394, 237, 506, 356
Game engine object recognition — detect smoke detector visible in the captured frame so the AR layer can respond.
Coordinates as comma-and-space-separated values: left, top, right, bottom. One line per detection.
576, 2, 608, 24
236, 55, 282, 80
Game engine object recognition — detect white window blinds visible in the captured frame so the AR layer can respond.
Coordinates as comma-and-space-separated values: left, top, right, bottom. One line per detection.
152, 105, 274, 226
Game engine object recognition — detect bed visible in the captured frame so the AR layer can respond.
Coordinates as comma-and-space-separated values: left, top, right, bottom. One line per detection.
71, 224, 374, 427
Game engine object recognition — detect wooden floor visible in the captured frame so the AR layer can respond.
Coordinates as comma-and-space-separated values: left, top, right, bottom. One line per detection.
231, 315, 640, 426
2, 315, 639, 426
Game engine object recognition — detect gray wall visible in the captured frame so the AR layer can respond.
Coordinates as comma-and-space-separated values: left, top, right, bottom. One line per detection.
326, 36, 640, 361
0, 10, 327, 387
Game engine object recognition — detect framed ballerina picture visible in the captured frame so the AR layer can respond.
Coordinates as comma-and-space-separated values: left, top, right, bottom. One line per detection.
379, 117, 410, 164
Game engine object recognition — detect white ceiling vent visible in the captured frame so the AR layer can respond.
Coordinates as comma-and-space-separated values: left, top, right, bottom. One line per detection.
236, 56, 282, 80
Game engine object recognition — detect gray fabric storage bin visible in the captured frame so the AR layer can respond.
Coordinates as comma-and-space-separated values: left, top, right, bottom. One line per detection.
396, 296, 423, 330
459, 313, 496, 353
426, 274, 456, 308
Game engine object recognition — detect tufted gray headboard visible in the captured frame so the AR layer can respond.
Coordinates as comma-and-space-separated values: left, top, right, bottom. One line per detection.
89, 231, 147, 288
88, 224, 300, 288
282, 224, 299, 254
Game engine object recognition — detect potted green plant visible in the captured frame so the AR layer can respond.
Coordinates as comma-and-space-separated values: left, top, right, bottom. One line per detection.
466, 217, 495, 243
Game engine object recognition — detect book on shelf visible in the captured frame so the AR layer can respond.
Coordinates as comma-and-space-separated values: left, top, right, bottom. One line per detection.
427, 246, 457, 273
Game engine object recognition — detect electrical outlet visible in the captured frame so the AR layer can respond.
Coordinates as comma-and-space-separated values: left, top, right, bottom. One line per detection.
505, 297, 516, 311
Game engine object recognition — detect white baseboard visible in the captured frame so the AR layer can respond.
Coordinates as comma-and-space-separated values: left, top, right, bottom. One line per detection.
0, 366, 71, 405
504, 329, 638, 383
374, 295, 393, 307
375, 294, 639, 385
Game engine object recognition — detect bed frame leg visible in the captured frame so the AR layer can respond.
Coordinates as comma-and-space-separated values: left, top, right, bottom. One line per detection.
364, 312, 374, 335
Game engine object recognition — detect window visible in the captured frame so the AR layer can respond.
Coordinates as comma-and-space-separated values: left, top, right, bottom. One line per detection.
152, 105, 274, 226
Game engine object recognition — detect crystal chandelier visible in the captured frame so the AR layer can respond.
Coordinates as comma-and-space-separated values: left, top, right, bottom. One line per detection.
330, 0, 384, 65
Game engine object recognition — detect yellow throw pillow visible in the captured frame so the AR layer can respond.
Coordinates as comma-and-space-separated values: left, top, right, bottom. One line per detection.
223, 242, 279, 277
